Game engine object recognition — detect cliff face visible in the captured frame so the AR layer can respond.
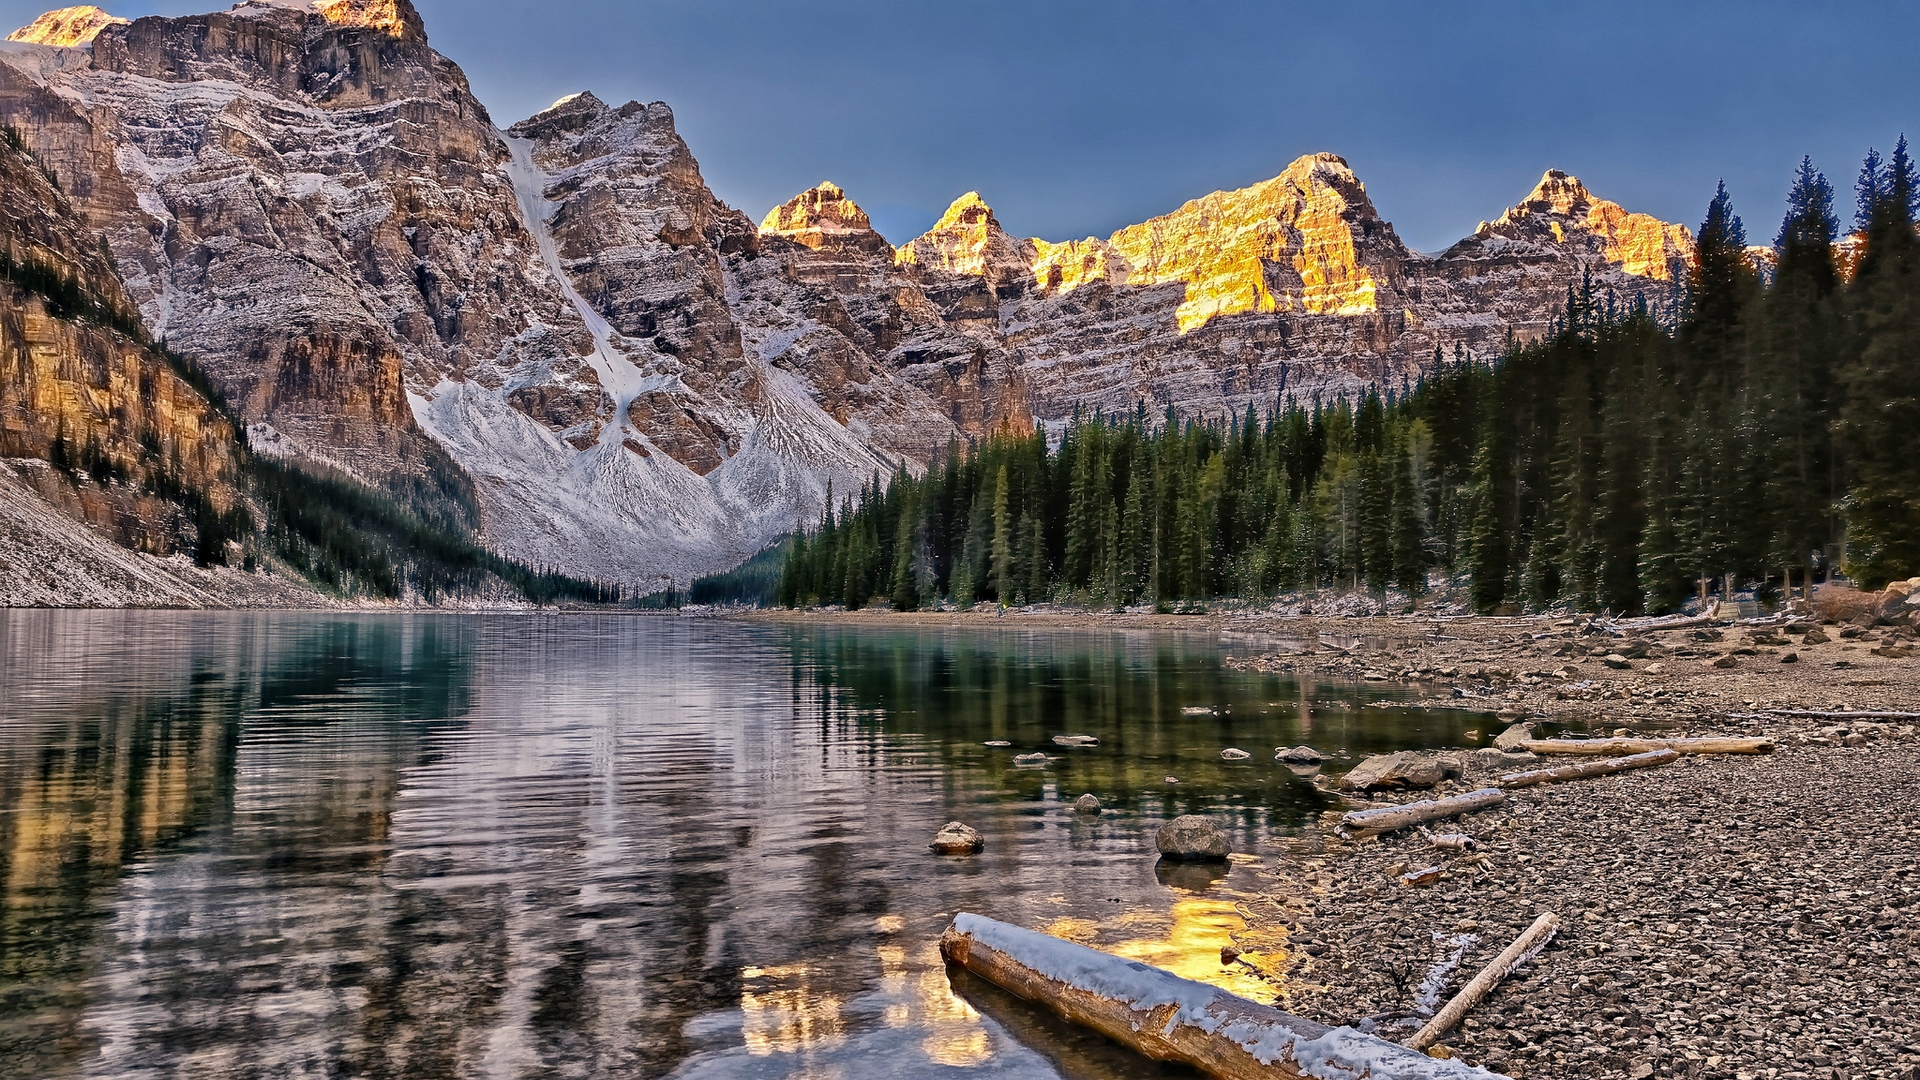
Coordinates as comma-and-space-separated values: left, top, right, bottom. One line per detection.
0, 129, 244, 564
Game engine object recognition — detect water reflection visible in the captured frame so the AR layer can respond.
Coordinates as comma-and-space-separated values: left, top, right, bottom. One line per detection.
0, 613, 1489, 1080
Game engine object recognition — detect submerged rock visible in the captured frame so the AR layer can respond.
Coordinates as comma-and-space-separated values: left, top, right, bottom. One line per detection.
1220, 747, 1251, 761
1073, 793, 1102, 813
1051, 734, 1099, 748
1012, 752, 1050, 766
1155, 815, 1231, 861
929, 821, 984, 855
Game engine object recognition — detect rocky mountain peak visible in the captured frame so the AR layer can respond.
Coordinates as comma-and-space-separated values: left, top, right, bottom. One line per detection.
895, 191, 1035, 288
509, 90, 611, 137
1102, 152, 1405, 331
6, 5, 128, 46
229, 0, 426, 42
1521, 169, 1594, 216
1466, 170, 1695, 283
758, 182, 889, 254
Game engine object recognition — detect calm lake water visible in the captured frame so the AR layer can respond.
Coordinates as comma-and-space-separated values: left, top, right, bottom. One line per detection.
0, 612, 1491, 1080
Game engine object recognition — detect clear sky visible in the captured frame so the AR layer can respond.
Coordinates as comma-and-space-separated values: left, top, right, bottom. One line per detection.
7, 0, 1916, 251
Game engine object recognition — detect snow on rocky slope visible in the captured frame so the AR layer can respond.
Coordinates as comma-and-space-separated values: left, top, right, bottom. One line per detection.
0, 0, 1699, 585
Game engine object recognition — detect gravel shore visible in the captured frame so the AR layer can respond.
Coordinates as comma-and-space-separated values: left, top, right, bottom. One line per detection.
1249, 728, 1920, 1080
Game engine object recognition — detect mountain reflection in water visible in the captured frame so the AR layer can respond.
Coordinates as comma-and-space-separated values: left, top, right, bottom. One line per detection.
0, 613, 1489, 1080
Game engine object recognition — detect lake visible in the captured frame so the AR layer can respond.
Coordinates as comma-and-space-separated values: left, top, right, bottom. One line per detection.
0, 612, 1492, 1079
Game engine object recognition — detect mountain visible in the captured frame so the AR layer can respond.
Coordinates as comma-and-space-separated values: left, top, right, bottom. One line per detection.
0, 0, 1698, 586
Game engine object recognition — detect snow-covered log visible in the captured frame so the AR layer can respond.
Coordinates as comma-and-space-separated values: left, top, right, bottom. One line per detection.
1498, 748, 1680, 788
939, 914, 1508, 1079
1519, 736, 1774, 756
1338, 789, 1506, 839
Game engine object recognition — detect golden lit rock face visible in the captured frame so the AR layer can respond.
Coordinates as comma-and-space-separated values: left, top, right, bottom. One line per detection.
895, 192, 1035, 286
1106, 153, 1396, 331
758, 182, 891, 255
6, 6, 127, 46
1490, 170, 1695, 281
1029, 236, 1125, 294
312, 0, 425, 40
889, 154, 1404, 335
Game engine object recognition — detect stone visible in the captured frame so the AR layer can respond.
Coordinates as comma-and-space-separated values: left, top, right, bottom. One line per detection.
929, 821, 983, 855
1493, 723, 1537, 751
1604, 654, 1631, 669
1072, 793, 1102, 813
1051, 734, 1099, 748
1012, 753, 1049, 766
1276, 745, 1325, 764
1220, 747, 1251, 761
1339, 751, 1448, 791
1155, 815, 1231, 862
1804, 628, 1831, 645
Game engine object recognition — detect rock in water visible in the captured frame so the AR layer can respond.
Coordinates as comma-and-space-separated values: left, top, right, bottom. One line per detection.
1219, 747, 1251, 761
1052, 734, 1099, 748
1156, 815, 1231, 862
1338, 751, 1447, 791
1012, 752, 1050, 766
929, 822, 983, 855
1493, 722, 1537, 751
1275, 745, 1324, 764
1073, 793, 1102, 813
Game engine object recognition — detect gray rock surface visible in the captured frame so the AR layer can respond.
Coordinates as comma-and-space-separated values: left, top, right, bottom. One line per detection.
1155, 814, 1230, 861
928, 821, 982, 855
1339, 751, 1448, 791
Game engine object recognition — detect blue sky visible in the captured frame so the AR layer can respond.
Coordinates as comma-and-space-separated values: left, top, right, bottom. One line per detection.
8, 0, 1916, 250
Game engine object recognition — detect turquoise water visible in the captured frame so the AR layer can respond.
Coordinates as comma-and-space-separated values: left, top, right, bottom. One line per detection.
0, 612, 1489, 1079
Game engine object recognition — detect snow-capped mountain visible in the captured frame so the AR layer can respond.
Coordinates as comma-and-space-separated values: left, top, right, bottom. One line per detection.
0, 1, 1697, 584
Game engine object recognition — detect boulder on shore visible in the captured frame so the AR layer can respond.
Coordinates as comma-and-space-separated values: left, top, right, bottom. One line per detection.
1494, 722, 1536, 751
1155, 815, 1231, 861
930, 821, 984, 855
1338, 751, 1448, 791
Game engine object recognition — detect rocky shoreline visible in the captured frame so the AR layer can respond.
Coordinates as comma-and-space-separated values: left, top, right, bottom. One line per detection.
751, 600, 1920, 1079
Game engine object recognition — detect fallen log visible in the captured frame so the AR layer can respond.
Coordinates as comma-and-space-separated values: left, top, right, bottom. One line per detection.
1339, 788, 1506, 839
1519, 736, 1774, 756
1499, 748, 1680, 788
1406, 912, 1561, 1052
940, 914, 1506, 1079
1763, 709, 1920, 721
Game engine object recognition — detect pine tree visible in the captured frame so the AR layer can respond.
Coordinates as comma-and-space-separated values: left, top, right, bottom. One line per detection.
1838, 138, 1920, 585
990, 464, 1013, 604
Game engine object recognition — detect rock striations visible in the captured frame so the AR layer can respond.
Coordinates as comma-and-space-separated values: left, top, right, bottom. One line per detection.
0, 0, 1701, 585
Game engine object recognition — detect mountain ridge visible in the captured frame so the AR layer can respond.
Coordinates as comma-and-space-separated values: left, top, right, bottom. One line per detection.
1, 0, 1700, 586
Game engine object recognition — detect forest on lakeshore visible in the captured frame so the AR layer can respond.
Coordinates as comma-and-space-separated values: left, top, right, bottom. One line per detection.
777, 142, 1920, 615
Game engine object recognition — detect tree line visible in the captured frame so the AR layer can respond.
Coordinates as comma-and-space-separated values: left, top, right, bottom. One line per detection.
780, 140, 1920, 615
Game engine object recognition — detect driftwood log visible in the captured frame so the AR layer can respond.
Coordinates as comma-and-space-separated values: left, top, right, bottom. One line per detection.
1499, 748, 1680, 788
1406, 912, 1561, 1052
940, 914, 1506, 1079
1763, 709, 1920, 721
1520, 736, 1774, 756
1339, 789, 1506, 838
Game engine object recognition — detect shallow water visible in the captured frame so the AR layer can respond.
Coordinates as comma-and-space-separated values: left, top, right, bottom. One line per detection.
0, 612, 1492, 1080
